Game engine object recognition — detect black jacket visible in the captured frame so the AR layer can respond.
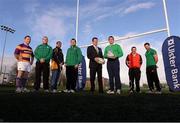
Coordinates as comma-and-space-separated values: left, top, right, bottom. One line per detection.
52, 47, 64, 70
87, 45, 103, 69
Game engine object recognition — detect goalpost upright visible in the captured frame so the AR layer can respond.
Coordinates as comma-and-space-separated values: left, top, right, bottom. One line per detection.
75, 0, 171, 48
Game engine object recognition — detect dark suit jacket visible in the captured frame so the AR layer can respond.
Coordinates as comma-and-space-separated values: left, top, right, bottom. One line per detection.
87, 45, 104, 69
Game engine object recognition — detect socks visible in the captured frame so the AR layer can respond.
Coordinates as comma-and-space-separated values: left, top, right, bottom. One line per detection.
16, 78, 28, 88
16, 77, 22, 88
22, 78, 28, 88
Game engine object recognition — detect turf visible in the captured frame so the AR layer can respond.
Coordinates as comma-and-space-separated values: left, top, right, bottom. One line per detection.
0, 85, 180, 122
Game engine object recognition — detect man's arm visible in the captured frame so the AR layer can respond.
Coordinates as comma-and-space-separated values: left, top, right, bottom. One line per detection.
45, 46, 53, 61
14, 46, 21, 61
99, 48, 104, 59
116, 45, 123, 58
104, 47, 108, 59
154, 54, 158, 64
77, 48, 83, 64
87, 46, 95, 61
125, 55, 129, 67
140, 55, 143, 65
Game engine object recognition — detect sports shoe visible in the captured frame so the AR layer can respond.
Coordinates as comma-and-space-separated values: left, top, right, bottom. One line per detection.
44, 89, 49, 93
63, 89, 70, 93
146, 90, 154, 94
116, 89, 121, 94
15, 87, 22, 93
70, 89, 75, 93
129, 90, 134, 94
107, 90, 115, 94
155, 91, 162, 94
22, 88, 30, 93
52, 89, 57, 93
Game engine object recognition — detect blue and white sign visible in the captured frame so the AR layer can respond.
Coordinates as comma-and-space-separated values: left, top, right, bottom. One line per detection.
162, 36, 180, 91
76, 55, 86, 90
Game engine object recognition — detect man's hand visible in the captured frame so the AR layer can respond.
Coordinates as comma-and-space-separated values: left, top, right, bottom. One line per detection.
30, 61, 33, 65
40, 58, 45, 63
18, 56, 23, 61
94, 57, 99, 63
75, 64, 79, 69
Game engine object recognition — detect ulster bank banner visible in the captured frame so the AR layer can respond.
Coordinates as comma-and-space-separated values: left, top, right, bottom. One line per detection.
162, 36, 180, 91
76, 55, 87, 90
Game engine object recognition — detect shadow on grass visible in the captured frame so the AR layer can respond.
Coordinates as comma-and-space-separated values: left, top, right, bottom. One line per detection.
0, 85, 180, 122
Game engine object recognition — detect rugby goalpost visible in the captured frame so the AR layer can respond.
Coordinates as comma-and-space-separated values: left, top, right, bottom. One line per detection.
75, 0, 171, 48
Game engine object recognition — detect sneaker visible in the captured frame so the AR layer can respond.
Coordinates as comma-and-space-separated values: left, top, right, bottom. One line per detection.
44, 89, 49, 93
146, 90, 154, 94
15, 87, 22, 93
22, 88, 30, 93
155, 91, 162, 94
107, 90, 115, 94
116, 89, 121, 94
129, 90, 134, 94
63, 89, 70, 93
52, 89, 57, 93
31, 89, 39, 93
70, 89, 75, 93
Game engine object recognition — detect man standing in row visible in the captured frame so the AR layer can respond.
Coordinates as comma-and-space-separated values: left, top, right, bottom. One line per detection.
14, 35, 34, 93
34, 36, 53, 92
50, 41, 64, 93
126, 47, 142, 93
104, 36, 123, 94
64, 38, 82, 93
87, 37, 104, 94
144, 43, 161, 94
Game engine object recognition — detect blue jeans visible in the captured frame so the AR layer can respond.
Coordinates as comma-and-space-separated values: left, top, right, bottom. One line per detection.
51, 70, 61, 90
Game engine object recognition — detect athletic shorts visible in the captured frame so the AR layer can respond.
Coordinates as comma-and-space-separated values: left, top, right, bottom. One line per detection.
17, 62, 31, 72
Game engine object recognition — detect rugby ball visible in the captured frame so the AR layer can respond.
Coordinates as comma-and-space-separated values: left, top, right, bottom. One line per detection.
107, 51, 114, 57
97, 58, 105, 64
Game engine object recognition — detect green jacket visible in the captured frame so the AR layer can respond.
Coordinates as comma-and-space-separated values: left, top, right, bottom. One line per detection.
104, 44, 123, 59
34, 44, 53, 63
65, 46, 82, 66
145, 48, 157, 67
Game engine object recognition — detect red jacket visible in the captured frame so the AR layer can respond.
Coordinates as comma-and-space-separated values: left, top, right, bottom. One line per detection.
126, 53, 142, 68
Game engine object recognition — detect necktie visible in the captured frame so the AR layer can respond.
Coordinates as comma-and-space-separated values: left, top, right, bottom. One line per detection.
95, 46, 99, 54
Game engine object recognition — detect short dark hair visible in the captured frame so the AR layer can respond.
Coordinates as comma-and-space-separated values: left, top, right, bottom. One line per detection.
71, 38, 76, 42
131, 46, 136, 50
108, 36, 114, 40
144, 42, 150, 46
56, 41, 62, 44
92, 37, 98, 42
24, 35, 31, 39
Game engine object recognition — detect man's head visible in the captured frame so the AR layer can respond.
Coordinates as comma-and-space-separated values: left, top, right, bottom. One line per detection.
131, 46, 137, 54
24, 35, 31, 45
144, 42, 151, 50
108, 36, 114, 44
70, 38, 76, 46
56, 41, 62, 48
42, 36, 48, 44
92, 37, 98, 46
